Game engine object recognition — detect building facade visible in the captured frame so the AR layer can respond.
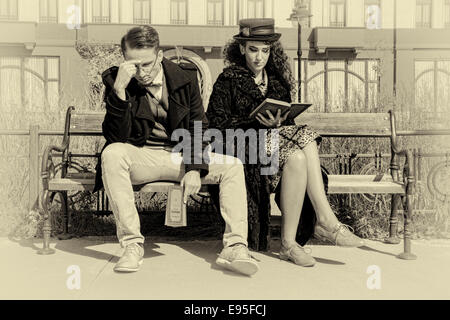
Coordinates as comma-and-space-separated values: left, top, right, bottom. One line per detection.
1, 0, 450, 128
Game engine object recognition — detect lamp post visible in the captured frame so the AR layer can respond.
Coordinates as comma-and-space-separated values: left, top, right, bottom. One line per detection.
288, 0, 312, 102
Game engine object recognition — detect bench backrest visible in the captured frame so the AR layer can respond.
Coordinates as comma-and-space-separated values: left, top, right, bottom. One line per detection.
67, 109, 393, 137
70, 112, 103, 135
298, 112, 392, 137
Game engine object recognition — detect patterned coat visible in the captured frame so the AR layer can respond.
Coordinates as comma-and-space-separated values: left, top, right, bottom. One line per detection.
207, 65, 326, 251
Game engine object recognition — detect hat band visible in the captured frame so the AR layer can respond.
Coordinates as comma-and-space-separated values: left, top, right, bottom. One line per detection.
240, 25, 275, 37
251, 27, 275, 35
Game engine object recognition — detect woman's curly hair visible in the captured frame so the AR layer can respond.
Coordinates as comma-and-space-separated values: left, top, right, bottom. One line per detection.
223, 39, 297, 97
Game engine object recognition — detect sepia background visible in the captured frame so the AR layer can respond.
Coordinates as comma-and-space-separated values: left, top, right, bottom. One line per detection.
0, 0, 449, 243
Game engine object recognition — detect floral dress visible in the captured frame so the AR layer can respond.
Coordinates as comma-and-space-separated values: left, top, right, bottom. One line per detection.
256, 69, 322, 193
265, 125, 321, 192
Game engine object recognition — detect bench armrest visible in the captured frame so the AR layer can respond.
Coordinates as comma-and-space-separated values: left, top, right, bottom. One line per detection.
390, 147, 415, 195
388, 110, 415, 193
41, 106, 75, 190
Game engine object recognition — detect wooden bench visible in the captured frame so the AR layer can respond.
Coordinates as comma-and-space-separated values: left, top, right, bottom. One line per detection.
38, 107, 417, 260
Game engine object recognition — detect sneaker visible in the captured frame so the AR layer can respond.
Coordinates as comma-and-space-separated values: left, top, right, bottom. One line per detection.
216, 243, 259, 276
114, 243, 144, 272
279, 243, 316, 267
315, 223, 365, 247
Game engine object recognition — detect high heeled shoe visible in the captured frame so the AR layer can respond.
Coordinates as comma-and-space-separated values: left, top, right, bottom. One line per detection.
314, 223, 365, 247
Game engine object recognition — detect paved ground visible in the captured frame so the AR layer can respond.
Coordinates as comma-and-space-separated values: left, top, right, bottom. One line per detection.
1, 236, 449, 300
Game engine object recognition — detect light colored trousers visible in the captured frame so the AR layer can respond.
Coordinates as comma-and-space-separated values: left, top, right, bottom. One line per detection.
101, 143, 249, 248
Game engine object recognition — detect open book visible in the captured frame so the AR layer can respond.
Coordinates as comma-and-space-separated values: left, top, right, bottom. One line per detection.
249, 98, 312, 120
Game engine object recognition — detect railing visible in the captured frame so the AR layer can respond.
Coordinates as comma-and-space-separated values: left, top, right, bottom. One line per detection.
170, 19, 187, 25
207, 20, 224, 26
329, 21, 345, 27
92, 16, 111, 23
1, 125, 450, 213
133, 18, 151, 24
39, 16, 57, 23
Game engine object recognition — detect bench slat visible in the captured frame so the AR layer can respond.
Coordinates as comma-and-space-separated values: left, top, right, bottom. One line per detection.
49, 175, 405, 194
328, 175, 405, 194
297, 113, 391, 136
69, 112, 392, 136
48, 179, 213, 193
70, 112, 104, 133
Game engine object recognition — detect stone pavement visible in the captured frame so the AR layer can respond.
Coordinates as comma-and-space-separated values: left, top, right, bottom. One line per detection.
1, 236, 449, 300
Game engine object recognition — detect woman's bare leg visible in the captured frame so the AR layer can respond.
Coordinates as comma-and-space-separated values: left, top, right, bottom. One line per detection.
302, 140, 340, 230
280, 150, 308, 248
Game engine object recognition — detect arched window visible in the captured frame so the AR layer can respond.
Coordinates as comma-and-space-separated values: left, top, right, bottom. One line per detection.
415, 60, 450, 112
0, 57, 59, 112
163, 48, 212, 109
297, 59, 380, 112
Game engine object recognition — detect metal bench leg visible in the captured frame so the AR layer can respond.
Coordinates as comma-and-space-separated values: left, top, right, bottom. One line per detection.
37, 190, 55, 255
397, 194, 417, 260
57, 191, 73, 240
385, 194, 401, 244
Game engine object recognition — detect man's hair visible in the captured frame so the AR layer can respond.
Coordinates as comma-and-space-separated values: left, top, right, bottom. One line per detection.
120, 25, 160, 54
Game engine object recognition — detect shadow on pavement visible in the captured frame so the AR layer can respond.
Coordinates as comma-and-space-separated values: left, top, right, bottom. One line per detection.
358, 245, 397, 257
7, 235, 162, 262
175, 241, 256, 278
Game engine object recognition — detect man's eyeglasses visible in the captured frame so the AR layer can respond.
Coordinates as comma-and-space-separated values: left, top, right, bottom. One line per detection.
135, 56, 159, 73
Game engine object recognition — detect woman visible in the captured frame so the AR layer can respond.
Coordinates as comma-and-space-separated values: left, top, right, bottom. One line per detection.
206, 18, 365, 267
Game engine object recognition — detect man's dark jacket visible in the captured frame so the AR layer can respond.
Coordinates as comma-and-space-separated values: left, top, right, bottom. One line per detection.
93, 58, 209, 192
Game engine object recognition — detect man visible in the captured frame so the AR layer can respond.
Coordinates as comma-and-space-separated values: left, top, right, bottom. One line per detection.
95, 25, 258, 276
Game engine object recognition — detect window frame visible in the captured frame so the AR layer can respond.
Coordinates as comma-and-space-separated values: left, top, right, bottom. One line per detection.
134, 0, 152, 24
329, 0, 346, 28
170, 0, 188, 25
415, 0, 432, 29
206, 0, 224, 26
444, 0, 450, 28
92, 0, 111, 24
39, 0, 58, 23
0, 56, 60, 110
415, 59, 450, 112
247, 0, 265, 19
296, 58, 380, 112
0, 0, 18, 21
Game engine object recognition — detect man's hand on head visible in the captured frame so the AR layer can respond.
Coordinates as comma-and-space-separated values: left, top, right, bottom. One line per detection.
180, 170, 201, 204
113, 59, 141, 100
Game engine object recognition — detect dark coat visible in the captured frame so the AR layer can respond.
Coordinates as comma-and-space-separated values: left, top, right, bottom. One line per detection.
206, 65, 327, 251
94, 58, 209, 192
